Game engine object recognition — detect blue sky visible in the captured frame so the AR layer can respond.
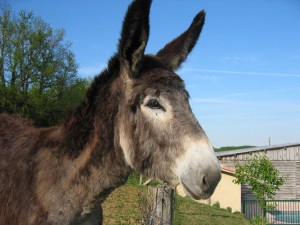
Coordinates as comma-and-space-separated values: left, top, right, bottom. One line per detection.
9, 0, 300, 147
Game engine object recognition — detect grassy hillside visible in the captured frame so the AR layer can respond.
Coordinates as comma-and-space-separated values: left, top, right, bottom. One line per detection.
102, 175, 250, 225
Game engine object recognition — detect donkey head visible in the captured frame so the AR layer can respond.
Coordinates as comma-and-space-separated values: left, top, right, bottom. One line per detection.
116, 0, 221, 200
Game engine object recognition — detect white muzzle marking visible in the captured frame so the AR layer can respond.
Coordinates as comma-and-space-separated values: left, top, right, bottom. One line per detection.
174, 136, 221, 199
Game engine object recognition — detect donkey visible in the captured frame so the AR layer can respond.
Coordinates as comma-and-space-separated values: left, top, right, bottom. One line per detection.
0, 0, 221, 224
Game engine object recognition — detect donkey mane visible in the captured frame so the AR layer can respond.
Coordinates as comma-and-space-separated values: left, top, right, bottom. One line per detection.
63, 55, 121, 159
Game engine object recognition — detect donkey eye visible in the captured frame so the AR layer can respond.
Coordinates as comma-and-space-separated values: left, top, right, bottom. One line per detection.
146, 99, 164, 111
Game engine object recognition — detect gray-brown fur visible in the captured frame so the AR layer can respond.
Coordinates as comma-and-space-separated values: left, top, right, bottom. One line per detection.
0, 0, 220, 224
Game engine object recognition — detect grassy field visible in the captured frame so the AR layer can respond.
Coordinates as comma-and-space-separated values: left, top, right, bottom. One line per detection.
102, 175, 250, 225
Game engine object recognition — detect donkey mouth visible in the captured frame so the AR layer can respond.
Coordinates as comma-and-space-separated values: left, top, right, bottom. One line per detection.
181, 181, 210, 200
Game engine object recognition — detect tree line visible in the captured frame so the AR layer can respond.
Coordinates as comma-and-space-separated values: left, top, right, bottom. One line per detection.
0, 3, 89, 127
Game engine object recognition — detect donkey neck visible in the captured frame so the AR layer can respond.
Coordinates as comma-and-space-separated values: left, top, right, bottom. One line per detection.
61, 55, 131, 198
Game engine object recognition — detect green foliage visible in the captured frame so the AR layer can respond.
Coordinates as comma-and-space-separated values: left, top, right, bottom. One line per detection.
126, 172, 141, 185
234, 154, 285, 201
250, 215, 271, 225
213, 201, 221, 209
227, 206, 232, 213
214, 145, 255, 152
0, 3, 89, 126
233, 154, 286, 225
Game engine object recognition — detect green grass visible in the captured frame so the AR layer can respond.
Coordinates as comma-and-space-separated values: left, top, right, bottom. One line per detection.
174, 195, 250, 225
102, 174, 250, 225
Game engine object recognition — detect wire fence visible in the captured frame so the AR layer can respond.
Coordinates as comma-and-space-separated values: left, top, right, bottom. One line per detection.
242, 200, 300, 225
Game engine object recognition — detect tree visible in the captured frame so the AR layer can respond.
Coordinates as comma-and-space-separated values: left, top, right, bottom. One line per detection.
0, 3, 88, 126
233, 154, 286, 225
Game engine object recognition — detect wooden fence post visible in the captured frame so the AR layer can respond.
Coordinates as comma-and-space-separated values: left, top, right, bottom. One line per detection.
147, 185, 175, 225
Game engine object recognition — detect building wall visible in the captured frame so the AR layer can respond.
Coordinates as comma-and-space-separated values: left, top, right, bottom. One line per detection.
177, 171, 242, 212
206, 171, 241, 212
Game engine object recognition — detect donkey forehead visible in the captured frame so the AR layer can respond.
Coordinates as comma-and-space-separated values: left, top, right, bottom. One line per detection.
132, 56, 186, 90
133, 70, 188, 99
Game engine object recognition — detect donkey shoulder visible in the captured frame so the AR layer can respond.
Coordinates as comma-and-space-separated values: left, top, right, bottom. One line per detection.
0, 113, 61, 160
0, 113, 36, 153
0, 113, 34, 130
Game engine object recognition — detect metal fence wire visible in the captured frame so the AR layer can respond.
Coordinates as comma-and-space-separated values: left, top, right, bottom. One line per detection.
242, 200, 300, 225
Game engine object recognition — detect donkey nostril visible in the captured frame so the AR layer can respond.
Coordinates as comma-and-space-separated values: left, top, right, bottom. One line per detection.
200, 175, 209, 191
199, 169, 221, 194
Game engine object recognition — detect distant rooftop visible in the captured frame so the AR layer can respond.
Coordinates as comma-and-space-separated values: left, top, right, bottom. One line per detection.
220, 164, 236, 174
216, 142, 300, 158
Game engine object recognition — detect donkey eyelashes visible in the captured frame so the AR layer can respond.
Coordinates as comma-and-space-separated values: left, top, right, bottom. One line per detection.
146, 99, 166, 112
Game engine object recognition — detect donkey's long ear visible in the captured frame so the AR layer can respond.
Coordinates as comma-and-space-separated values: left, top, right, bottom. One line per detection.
118, 0, 152, 79
156, 10, 205, 71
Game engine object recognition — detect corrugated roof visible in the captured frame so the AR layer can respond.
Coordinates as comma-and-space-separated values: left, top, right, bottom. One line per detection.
215, 142, 300, 157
